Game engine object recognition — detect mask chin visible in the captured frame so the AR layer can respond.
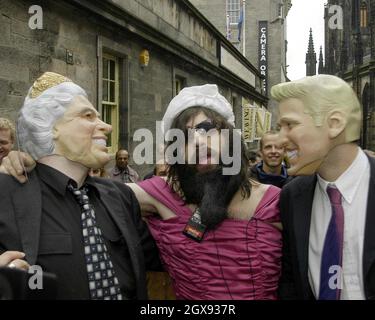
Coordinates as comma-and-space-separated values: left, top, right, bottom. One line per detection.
65, 153, 102, 169
288, 158, 323, 176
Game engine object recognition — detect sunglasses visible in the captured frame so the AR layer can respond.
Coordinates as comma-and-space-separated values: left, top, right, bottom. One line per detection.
191, 120, 218, 135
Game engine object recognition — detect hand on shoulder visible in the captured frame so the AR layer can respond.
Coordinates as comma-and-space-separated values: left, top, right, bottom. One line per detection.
0, 151, 36, 183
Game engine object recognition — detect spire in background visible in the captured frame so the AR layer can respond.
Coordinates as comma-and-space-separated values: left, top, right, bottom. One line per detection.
305, 28, 317, 76
318, 46, 324, 74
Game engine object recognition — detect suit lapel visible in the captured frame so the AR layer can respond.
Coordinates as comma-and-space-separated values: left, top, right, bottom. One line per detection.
12, 172, 42, 266
293, 176, 316, 296
363, 156, 375, 299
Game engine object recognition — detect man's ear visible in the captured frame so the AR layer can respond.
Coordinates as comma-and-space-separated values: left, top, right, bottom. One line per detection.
327, 110, 347, 139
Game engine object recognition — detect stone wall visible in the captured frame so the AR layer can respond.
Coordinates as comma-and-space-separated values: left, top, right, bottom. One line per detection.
0, 0, 265, 177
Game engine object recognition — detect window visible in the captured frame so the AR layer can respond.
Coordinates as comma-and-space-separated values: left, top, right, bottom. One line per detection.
278, 4, 284, 19
102, 54, 119, 154
175, 76, 186, 96
360, 1, 368, 28
226, 0, 240, 25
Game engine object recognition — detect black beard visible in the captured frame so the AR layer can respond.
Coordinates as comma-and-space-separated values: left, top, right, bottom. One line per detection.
176, 165, 243, 230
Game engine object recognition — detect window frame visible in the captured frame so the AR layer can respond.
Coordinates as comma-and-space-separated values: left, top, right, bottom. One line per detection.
360, 1, 368, 28
226, 0, 241, 25
101, 53, 120, 154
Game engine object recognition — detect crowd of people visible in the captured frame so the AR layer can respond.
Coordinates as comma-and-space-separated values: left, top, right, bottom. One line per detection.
0, 71, 374, 300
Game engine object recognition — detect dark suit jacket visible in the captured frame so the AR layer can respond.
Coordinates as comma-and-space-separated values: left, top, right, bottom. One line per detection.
0, 170, 161, 299
278, 155, 375, 300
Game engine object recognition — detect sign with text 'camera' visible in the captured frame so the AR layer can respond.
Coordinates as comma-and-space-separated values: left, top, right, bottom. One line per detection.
259, 21, 268, 96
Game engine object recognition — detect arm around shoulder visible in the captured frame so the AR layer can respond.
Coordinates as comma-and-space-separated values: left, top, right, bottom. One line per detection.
127, 183, 158, 215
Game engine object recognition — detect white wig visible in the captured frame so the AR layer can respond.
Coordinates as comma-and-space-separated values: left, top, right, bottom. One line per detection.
17, 81, 87, 160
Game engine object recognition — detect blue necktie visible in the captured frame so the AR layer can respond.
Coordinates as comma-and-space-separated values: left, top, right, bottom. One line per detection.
318, 186, 344, 300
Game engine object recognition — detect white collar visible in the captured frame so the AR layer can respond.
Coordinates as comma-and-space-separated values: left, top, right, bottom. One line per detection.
317, 147, 369, 204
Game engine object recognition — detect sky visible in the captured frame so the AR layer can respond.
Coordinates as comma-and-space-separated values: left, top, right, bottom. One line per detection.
287, 0, 327, 80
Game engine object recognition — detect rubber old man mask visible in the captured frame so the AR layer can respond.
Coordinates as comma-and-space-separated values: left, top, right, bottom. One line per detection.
17, 72, 112, 169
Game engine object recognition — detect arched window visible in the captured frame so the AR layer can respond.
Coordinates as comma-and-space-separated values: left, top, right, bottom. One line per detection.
360, 1, 368, 28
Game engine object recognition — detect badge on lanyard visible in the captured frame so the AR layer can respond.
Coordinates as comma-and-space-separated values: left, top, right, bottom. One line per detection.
183, 208, 207, 242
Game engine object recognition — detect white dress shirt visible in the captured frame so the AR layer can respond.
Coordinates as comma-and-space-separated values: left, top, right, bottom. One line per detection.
308, 148, 370, 300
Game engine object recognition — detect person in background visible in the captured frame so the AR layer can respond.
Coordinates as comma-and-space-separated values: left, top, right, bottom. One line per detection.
247, 150, 260, 168
143, 163, 168, 180
110, 149, 139, 183
0, 117, 15, 164
251, 131, 290, 188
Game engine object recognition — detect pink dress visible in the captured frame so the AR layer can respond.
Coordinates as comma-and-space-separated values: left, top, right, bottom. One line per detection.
138, 177, 282, 300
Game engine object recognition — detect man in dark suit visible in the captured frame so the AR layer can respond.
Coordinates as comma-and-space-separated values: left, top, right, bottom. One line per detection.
271, 74, 375, 300
0, 72, 160, 299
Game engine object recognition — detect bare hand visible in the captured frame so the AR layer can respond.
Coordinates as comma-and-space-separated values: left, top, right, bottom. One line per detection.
0, 251, 30, 271
0, 151, 36, 183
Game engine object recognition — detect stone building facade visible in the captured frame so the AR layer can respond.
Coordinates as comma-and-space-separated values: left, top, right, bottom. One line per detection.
190, 0, 292, 127
324, 0, 375, 150
0, 0, 266, 176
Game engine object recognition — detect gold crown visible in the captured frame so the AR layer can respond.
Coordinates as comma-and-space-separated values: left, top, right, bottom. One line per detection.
29, 72, 72, 98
